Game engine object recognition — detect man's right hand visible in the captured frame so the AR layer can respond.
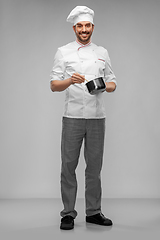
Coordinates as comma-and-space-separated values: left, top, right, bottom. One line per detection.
50, 73, 85, 92
71, 73, 85, 84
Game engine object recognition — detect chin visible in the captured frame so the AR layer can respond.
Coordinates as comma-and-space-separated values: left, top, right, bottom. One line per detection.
80, 37, 90, 43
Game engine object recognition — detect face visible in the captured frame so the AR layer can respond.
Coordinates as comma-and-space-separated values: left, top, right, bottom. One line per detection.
73, 21, 94, 45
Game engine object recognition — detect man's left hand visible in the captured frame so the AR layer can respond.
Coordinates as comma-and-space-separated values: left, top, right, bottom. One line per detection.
105, 82, 116, 92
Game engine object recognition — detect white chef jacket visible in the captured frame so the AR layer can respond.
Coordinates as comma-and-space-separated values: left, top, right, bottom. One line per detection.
50, 40, 117, 119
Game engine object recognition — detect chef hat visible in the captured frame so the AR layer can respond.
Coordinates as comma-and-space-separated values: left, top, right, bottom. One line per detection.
67, 6, 94, 26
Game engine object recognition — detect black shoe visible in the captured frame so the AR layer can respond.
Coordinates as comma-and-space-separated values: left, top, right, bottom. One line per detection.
86, 213, 113, 226
60, 215, 74, 230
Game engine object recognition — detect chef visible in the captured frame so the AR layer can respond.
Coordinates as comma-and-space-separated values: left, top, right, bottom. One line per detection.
50, 6, 117, 230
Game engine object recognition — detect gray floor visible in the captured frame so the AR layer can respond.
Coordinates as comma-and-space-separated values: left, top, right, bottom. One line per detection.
0, 198, 160, 240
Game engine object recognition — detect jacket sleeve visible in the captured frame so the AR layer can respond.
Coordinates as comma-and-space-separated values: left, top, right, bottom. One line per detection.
50, 49, 65, 81
104, 49, 117, 87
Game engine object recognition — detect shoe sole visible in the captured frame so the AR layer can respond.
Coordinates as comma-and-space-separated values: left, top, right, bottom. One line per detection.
60, 224, 74, 230
86, 218, 112, 226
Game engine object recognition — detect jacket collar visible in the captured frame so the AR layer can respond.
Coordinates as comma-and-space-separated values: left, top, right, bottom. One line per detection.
75, 39, 92, 50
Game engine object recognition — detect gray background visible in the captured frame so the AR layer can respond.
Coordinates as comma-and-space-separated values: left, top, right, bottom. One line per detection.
0, 0, 159, 199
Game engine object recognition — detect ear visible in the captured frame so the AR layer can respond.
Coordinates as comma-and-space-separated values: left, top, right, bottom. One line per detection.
73, 25, 76, 33
92, 24, 95, 31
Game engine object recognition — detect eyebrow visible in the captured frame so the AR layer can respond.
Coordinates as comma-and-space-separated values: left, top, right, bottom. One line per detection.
77, 23, 91, 26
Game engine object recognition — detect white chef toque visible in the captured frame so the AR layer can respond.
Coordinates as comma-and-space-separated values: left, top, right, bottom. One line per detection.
66, 6, 94, 26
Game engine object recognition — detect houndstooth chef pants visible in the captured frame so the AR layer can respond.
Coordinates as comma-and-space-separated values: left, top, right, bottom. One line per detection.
60, 117, 105, 218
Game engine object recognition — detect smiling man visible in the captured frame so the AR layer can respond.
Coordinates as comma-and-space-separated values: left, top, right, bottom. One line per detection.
73, 21, 94, 44
50, 6, 117, 230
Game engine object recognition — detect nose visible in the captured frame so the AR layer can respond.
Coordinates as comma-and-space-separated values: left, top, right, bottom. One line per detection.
82, 26, 86, 32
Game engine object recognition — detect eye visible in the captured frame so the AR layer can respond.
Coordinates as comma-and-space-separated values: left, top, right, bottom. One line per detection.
77, 25, 82, 28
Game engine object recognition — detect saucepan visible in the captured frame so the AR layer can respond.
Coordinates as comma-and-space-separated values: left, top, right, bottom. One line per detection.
85, 77, 106, 95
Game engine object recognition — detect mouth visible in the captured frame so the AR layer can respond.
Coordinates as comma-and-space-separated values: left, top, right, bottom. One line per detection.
81, 33, 89, 38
